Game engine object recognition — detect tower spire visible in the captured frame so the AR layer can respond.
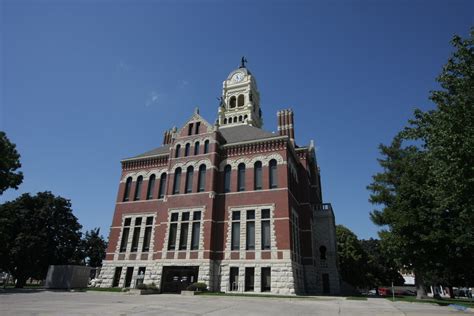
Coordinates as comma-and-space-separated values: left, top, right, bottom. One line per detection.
240, 56, 248, 68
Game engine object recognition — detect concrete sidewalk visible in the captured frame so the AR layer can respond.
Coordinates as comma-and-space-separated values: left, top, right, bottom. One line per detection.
0, 290, 471, 315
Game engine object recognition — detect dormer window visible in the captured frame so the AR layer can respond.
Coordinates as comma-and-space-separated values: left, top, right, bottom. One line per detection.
188, 123, 193, 136
195, 122, 201, 134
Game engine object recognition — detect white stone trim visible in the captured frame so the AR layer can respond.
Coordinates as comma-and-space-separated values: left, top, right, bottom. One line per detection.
219, 153, 285, 171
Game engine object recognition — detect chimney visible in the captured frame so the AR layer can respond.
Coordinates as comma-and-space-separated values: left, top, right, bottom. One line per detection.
163, 129, 172, 145
276, 109, 295, 140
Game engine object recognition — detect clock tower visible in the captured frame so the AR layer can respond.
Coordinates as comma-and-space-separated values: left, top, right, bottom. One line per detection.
217, 57, 263, 128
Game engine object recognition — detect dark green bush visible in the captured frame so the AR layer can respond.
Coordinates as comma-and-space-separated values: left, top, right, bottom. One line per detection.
186, 282, 207, 292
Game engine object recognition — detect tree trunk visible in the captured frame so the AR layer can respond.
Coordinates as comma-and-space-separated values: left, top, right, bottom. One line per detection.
415, 272, 427, 299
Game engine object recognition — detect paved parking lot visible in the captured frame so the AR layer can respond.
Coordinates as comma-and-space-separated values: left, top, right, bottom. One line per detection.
0, 290, 472, 315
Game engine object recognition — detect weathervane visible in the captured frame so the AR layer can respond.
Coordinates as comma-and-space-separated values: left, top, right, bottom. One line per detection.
240, 56, 248, 68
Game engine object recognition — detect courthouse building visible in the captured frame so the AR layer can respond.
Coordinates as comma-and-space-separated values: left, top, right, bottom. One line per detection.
97, 61, 341, 295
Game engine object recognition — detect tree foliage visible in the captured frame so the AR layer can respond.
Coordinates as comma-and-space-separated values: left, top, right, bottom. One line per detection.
0, 192, 83, 287
336, 225, 403, 290
81, 228, 107, 267
0, 131, 23, 195
368, 29, 474, 298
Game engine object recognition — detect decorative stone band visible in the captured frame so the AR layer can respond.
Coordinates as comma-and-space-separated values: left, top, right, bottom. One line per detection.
171, 158, 215, 171
120, 168, 168, 183
173, 137, 218, 148
219, 153, 285, 171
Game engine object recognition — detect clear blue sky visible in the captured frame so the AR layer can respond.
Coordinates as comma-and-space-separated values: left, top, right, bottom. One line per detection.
1, 0, 473, 240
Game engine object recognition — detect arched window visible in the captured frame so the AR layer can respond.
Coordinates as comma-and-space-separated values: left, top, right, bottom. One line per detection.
224, 165, 232, 193
173, 168, 181, 194
158, 173, 167, 199
237, 163, 246, 191
184, 143, 190, 157
319, 246, 327, 260
224, 118, 227, 124
134, 176, 143, 200
175, 144, 181, 158
204, 140, 209, 154
230, 96, 236, 108
238, 94, 244, 107
254, 161, 262, 190
146, 174, 156, 200
194, 141, 200, 155
244, 115, 248, 120
269, 159, 278, 189
185, 166, 194, 193
198, 164, 206, 192
123, 177, 132, 201
233, 117, 237, 123
239, 115, 243, 122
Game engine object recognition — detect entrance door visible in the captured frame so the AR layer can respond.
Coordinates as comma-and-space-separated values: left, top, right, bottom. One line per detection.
161, 266, 199, 293
322, 273, 330, 294
124, 267, 134, 288
245, 267, 254, 292
112, 267, 122, 287
229, 267, 239, 291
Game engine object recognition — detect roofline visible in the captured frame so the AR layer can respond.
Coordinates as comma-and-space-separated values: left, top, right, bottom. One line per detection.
121, 152, 169, 163
221, 135, 288, 148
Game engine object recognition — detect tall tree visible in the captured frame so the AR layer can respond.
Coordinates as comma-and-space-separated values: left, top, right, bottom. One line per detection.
82, 228, 107, 267
0, 192, 82, 287
336, 225, 370, 289
0, 131, 23, 195
368, 30, 474, 299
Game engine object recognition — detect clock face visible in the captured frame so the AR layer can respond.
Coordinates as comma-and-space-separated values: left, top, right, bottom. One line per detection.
232, 72, 244, 82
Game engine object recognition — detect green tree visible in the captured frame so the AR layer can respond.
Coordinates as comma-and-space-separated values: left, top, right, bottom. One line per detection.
82, 228, 107, 267
0, 192, 83, 287
368, 30, 474, 299
336, 225, 370, 289
0, 131, 23, 195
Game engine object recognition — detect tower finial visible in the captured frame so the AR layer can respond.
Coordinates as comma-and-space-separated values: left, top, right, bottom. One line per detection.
240, 56, 248, 68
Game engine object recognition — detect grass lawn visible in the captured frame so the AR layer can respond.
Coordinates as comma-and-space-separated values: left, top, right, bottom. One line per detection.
82, 287, 123, 293
195, 292, 334, 300
387, 295, 474, 308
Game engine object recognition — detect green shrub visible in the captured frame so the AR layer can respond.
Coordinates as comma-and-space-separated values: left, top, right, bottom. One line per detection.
136, 282, 158, 290
186, 282, 207, 292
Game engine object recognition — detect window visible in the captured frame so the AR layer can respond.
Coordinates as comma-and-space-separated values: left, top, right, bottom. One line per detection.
194, 141, 200, 155
224, 165, 232, 193
188, 123, 193, 136
158, 173, 167, 199
239, 115, 243, 122
195, 122, 201, 134
175, 144, 181, 158
168, 213, 178, 250
191, 211, 201, 250
254, 161, 262, 190
146, 175, 156, 200
319, 246, 327, 260
134, 176, 143, 201
231, 211, 240, 250
185, 166, 194, 193
173, 168, 181, 194
261, 209, 271, 250
246, 210, 255, 250
230, 96, 236, 108
142, 217, 153, 252
198, 164, 206, 192
269, 159, 278, 189
112, 267, 122, 287
237, 163, 246, 191
184, 143, 190, 157
123, 177, 132, 201
131, 225, 141, 252
204, 140, 209, 154
119, 227, 130, 252
238, 94, 244, 107
261, 267, 271, 292
179, 217, 189, 250
245, 267, 254, 292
